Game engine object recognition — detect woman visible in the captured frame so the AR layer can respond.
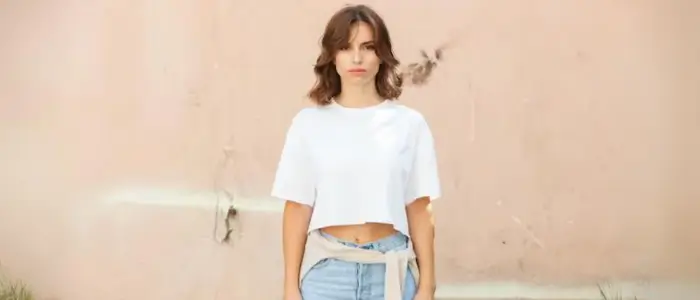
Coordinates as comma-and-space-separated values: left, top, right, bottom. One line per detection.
272, 4, 441, 300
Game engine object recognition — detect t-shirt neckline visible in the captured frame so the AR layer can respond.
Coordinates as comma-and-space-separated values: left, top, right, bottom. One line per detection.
330, 99, 390, 112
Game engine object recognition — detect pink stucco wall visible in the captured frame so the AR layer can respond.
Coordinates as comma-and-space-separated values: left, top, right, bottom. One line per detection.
1, 0, 699, 299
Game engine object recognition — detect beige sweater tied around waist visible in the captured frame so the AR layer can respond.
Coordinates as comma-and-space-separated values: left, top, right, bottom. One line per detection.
299, 230, 420, 300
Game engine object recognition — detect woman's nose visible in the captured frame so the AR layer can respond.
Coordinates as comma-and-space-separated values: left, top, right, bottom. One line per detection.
352, 50, 362, 64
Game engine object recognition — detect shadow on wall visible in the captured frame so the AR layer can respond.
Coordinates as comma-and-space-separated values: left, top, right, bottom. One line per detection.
0, 0, 699, 299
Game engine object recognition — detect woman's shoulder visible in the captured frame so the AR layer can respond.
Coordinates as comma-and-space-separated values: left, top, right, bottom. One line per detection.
389, 103, 430, 126
290, 105, 328, 123
286, 106, 329, 133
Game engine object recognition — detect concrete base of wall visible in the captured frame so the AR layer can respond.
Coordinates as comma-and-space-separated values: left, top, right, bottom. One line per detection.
436, 282, 700, 300
1, 186, 698, 300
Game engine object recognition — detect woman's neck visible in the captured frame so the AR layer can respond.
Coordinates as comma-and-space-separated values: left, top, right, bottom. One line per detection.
335, 83, 383, 108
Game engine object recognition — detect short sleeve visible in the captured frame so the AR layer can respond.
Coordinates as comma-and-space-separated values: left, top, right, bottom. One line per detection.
271, 110, 316, 206
405, 116, 441, 205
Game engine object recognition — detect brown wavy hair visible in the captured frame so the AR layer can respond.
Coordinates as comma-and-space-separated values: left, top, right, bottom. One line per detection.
308, 5, 402, 106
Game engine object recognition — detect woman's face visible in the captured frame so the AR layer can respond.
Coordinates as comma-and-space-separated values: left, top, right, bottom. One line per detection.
334, 21, 381, 86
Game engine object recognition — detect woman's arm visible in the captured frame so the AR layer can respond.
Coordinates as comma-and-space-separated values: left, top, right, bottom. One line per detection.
282, 201, 313, 294
407, 196, 436, 293
405, 115, 440, 293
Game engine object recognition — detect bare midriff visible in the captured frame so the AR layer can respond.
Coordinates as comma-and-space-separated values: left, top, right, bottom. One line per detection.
320, 222, 399, 244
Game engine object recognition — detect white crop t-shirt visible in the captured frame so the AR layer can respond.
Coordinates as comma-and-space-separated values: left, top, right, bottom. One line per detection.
271, 100, 441, 237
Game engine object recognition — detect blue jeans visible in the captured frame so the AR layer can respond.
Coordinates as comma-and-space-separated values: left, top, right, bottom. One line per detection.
300, 231, 418, 300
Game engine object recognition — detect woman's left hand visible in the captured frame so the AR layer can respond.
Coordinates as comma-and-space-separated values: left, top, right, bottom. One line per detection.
413, 288, 435, 300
